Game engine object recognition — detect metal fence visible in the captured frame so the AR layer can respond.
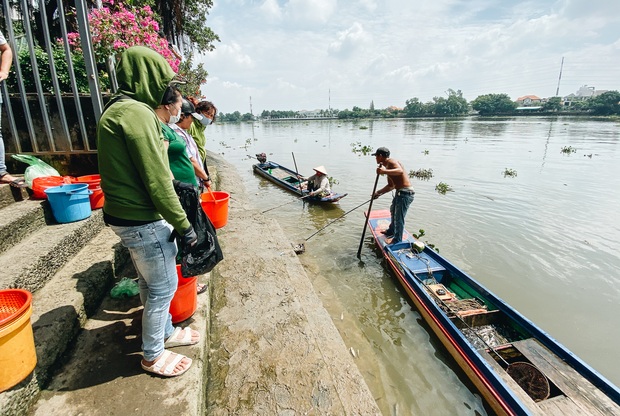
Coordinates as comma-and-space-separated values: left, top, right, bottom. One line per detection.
1, 0, 103, 157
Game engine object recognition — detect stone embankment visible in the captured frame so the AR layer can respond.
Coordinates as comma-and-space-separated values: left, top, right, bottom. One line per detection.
0, 153, 380, 415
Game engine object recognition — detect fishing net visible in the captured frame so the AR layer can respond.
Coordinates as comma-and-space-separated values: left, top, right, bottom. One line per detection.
507, 361, 550, 402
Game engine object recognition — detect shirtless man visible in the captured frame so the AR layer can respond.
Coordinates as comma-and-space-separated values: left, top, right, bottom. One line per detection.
371, 147, 415, 244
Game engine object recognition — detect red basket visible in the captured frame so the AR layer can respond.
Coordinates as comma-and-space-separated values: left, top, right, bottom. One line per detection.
0, 289, 32, 327
31, 176, 74, 199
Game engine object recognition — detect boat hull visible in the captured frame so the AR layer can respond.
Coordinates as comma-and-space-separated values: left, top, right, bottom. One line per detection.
367, 209, 620, 416
253, 161, 347, 203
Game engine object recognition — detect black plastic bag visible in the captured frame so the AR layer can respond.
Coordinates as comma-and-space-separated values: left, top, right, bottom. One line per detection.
175, 185, 223, 277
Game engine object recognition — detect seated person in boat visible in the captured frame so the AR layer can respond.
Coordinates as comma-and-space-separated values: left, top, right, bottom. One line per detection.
305, 165, 331, 197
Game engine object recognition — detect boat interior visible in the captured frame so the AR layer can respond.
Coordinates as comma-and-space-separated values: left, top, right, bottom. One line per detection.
388, 242, 620, 414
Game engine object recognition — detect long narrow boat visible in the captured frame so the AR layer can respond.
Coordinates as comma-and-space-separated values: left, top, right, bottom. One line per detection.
252, 160, 347, 203
367, 209, 620, 415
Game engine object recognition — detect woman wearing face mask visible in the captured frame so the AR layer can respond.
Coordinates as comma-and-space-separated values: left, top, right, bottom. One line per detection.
155, 88, 198, 188
188, 100, 217, 166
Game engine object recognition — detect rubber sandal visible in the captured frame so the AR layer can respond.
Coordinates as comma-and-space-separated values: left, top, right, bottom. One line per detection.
164, 326, 199, 348
197, 283, 207, 295
9, 178, 27, 188
141, 350, 192, 377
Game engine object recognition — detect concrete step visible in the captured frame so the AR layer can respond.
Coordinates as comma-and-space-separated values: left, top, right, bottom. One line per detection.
0, 209, 105, 293
0, 226, 130, 416
0, 182, 29, 210
0, 199, 50, 255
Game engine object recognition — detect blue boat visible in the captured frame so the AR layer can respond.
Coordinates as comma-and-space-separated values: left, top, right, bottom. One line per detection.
367, 209, 620, 415
252, 160, 347, 203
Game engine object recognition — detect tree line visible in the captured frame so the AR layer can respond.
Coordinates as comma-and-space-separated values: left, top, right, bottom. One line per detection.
217, 89, 620, 122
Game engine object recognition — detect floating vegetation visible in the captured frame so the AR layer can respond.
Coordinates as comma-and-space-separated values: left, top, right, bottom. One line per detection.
423, 150, 430, 155
350, 141, 373, 155
359, 126, 368, 130
503, 168, 517, 178
328, 176, 339, 186
435, 182, 453, 195
561, 146, 577, 154
410, 229, 439, 252
409, 168, 433, 180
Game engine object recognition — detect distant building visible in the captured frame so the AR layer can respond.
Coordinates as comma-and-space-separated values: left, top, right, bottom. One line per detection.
515, 95, 542, 106
563, 85, 609, 107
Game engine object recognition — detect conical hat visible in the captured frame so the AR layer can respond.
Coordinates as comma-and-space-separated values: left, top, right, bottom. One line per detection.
313, 165, 327, 175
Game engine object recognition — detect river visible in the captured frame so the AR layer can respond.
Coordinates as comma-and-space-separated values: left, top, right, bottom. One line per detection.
207, 116, 620, 415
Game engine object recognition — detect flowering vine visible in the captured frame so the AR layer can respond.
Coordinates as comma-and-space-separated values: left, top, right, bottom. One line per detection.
66, 2, 180, 72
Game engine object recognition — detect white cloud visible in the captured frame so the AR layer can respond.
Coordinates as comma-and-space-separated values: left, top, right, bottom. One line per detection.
284, 0, 337, 25
259, 0, 283, 21
197, 0, 620, 113
327, 22, 370, 58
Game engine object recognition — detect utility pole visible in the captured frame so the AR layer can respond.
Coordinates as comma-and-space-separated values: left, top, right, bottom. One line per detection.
328, 89, 331, 116
249, 96, 253, 116
555, 57, 564, 97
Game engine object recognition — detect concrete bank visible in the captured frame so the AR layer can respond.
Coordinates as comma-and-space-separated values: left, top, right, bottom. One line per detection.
30, 153, 380, 415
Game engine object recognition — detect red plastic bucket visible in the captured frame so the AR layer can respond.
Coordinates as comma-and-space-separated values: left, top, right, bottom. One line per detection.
73, 175, 104, 210
31, 176, 73, 199
200, 190, 230, 229
169, 265, 197, 324
0, 289, 36, 393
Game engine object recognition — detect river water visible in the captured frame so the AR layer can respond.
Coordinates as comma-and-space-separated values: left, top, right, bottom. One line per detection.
207, 117, 620, 415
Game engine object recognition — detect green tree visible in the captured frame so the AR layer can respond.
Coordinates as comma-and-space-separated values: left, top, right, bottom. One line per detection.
471, 93, 517, 115
137, 0, 220, 53
177, 52, 208, 98
542, 97, 562, 112
404, 98, 427, 117
431, 89, 469, 116
587, 91, 620, 115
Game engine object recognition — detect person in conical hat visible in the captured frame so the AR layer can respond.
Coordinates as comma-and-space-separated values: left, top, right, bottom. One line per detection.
306, 165, 331, 197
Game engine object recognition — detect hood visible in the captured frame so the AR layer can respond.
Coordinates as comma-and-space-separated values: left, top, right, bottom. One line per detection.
115, 46, 176, 109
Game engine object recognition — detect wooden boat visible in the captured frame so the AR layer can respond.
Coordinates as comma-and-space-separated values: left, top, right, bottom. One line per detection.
367, 209, 620, 415
252, 160, 347, 203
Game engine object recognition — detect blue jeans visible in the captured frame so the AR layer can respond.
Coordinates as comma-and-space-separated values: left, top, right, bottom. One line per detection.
109, 220, 178, 361
387, 191, 414, 244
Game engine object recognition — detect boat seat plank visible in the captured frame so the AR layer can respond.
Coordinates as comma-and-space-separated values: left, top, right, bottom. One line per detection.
513, 339, 620, 415
537, 395, 605, 415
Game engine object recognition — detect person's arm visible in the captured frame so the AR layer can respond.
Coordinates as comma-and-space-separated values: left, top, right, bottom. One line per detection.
189, 156, 209, 181
377, 160, 403, 176
122, 106, 190, 232
0, 42, 13, 82
373, 176, 395, 199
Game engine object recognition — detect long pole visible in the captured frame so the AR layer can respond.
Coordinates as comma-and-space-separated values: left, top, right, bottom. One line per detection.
291, 152, 303, 196
356, 173, 381, 258
304, 198, 371, 241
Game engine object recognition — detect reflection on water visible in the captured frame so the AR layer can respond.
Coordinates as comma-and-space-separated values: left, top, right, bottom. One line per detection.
210, 117, 620, 415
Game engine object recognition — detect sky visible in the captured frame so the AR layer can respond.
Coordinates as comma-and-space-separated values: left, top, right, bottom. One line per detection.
195, 0, 620, 114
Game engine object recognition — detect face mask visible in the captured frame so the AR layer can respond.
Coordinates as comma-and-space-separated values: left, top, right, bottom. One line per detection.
168, 107, 181, 124
200, 117, 212, 126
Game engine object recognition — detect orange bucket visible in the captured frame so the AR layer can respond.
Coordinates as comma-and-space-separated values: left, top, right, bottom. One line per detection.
200, 190, 230, 229
73, 175, 104, 210
0, 289, 37, 392
169, 265, 197, 324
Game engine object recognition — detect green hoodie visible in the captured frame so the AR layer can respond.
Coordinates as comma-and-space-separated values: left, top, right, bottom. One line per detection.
97, 46, 190, 232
